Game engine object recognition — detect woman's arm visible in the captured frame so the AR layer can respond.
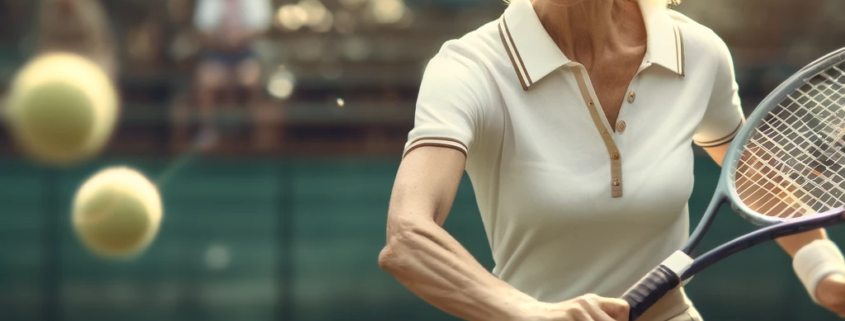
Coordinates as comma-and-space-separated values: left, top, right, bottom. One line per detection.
379, 146, 539, 320
378, 147, 628, 321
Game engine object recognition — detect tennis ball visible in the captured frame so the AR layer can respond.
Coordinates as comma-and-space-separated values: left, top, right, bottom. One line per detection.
72, 167, 162, 259
4, 52, 117, 166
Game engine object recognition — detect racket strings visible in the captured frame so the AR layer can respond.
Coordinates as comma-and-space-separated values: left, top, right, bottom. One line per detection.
737, 71, 845, 217
739, 89, 845, 217
735, 151, 816, 218
735, 62, 845, 219
747, 97, 845, 202
735, 147, 832, 220
736, 85, 845, 208
736, 150, 832, 219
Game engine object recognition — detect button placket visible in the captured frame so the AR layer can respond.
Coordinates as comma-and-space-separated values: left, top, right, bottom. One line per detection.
573, 68, 624, 198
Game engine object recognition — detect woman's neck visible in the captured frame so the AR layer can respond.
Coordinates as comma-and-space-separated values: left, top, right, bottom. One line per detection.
532, 0, 646, 66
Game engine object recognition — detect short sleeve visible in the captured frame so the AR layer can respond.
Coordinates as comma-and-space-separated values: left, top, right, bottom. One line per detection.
403, 45, 490, 158
193, 0, 219, 33
692, 33, 746, 147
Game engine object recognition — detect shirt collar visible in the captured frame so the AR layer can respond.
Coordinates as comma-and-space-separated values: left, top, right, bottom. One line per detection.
499, 0, 686, 91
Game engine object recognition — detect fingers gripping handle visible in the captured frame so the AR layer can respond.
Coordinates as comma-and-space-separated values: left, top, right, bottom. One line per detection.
621, 251, 693, 321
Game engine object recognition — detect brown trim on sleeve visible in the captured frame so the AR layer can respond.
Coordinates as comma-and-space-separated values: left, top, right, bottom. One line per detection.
695, 119, 744, 147
403, 143, 468, 159
696, 138, 733, 148
408, 136, 467, 148
498, 17, 531, 91
403, 137, 469, 158
572, 69, 624, 198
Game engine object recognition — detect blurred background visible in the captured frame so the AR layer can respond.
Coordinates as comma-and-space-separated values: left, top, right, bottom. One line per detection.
1, 0, 845, 320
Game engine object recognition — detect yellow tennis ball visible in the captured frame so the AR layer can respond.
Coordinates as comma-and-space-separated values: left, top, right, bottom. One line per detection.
4, 52, 117, 166
72, 167, 162, 259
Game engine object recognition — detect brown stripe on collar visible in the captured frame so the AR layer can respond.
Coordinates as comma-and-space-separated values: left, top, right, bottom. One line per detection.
673, 23, 686, 77
498, 17, 531, 91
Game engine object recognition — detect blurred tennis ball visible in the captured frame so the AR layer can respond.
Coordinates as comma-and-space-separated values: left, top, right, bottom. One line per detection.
72, 167, 162, 259
4, 52, 118, 166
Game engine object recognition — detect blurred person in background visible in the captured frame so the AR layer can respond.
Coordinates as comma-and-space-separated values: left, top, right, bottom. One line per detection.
192, 0, 272, 146
379, 0, 845, 320
38, 0, 116, 78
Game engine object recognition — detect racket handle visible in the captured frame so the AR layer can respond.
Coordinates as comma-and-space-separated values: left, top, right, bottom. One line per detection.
621, 251, 692, 321
622, 265, 680, 321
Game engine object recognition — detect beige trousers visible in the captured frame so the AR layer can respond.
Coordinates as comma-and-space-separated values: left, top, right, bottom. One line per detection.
665, 305, 703, 321
638, 287, 703, 321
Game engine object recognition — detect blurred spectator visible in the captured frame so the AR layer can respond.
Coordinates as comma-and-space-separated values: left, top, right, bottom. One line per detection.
126, 19, 166, 72
37, 0, 116, 78
192, 0, 272, 147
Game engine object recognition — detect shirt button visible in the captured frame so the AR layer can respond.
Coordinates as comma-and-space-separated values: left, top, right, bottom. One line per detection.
588, 101, 595, 106
611, 152, 620, 160
627, 91, 636, 103
612, 178, 621, 186
617, 120, 627, 132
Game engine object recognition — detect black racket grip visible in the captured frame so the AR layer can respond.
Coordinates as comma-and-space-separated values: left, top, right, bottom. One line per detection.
621, 265, 681, 321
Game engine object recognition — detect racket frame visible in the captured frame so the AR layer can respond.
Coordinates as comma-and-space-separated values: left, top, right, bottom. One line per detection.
685, 48, 845, 256
624, 47, 845, 321
725, 48, 845, 227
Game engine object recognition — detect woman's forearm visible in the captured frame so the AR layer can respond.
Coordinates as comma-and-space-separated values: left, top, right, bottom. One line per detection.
776, 228, 828, 257
380, 147, 548, 321
379, 217, 539, 321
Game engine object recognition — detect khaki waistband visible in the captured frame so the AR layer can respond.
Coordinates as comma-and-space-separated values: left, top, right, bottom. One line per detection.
636, 287, 694, 321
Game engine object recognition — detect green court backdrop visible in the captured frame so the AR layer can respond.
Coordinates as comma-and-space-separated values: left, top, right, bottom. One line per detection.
1, 155, 843, 321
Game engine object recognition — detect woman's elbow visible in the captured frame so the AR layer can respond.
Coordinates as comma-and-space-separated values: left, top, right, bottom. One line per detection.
378, 218, 419, 274
378, 231, 408, 274
378, 244, 399, 273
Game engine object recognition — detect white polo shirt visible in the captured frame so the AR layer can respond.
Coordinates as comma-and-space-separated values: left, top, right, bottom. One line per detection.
404, 0, 745, 319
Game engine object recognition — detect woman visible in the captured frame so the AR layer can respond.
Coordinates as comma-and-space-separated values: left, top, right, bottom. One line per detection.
379, 0, 845, 320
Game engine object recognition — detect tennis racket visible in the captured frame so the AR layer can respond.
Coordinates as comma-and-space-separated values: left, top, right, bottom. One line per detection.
622, 47, 845, 321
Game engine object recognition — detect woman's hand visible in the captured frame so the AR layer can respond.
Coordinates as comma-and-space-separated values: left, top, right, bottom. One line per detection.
527, 294, 629, 321
817, 273, 845, 317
